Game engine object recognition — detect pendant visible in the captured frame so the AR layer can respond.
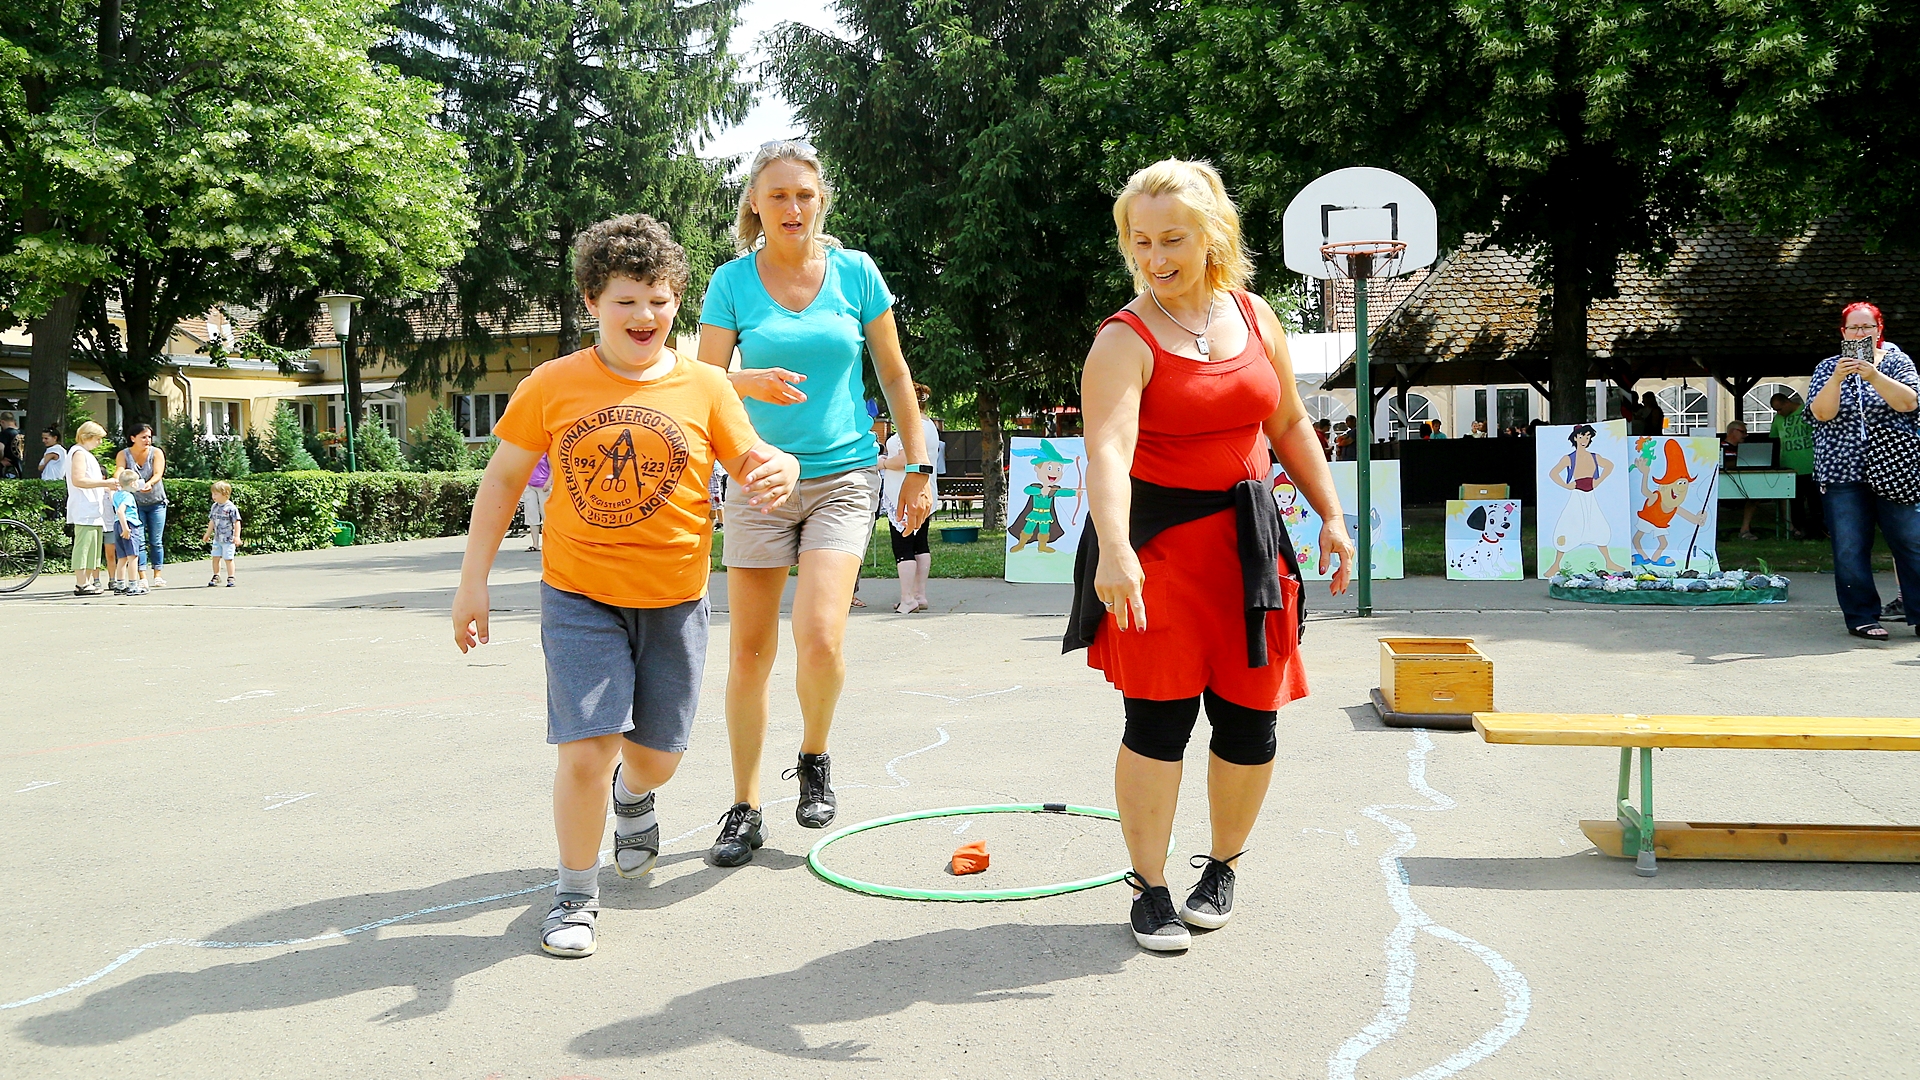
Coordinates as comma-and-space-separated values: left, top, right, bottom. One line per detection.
1196, 336, 1210, 357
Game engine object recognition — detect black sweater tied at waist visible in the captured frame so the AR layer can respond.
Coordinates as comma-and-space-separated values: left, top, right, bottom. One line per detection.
1063, 476, 1305, 667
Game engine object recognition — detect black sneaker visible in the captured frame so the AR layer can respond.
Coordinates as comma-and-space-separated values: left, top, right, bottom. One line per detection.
1125, 871, 1191, 952
709, 802, 765, 867
610, 765, 659, 880
1182, 853, 1239, 929
1885, 596, 1905, 619
784, 752, 837, 829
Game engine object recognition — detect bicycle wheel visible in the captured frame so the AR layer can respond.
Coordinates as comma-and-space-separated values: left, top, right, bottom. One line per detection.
0, 518, 45, 593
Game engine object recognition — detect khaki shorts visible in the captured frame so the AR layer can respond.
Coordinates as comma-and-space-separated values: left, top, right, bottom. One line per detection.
521, 484, 551, 527
71, 524, 106, 571
722, 466, 877, 568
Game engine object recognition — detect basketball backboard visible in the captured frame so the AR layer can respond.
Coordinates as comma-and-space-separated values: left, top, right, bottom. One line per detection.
1283, 167, 1437, 279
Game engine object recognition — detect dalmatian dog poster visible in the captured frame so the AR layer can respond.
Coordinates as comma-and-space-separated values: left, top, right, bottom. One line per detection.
1446, 499, 1523, 580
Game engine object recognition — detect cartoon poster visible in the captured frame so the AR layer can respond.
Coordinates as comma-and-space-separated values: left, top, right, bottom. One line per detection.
1004, 437, 1086, 584
1271, 460, 1403, 581
1536, 419, 1632, 578
1628, 435, 1720, 575
1446, 499, 1524, 580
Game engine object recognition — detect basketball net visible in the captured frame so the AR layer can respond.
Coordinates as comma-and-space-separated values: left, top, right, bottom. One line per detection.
1318, 239, 1407, 282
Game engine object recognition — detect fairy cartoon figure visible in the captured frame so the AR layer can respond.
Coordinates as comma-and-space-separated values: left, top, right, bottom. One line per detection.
1272, 477, 1316, 567
1007, 439, 1080, 553
1632, 438, 1710, 568
1545, 423, 1625, 576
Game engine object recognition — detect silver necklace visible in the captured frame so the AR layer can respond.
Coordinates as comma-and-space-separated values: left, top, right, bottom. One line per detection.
1149, 289, 1217, 357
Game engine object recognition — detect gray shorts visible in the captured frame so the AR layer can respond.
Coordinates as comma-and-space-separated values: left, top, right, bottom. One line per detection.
540, 582, 708, 750
722, 466, 878, 568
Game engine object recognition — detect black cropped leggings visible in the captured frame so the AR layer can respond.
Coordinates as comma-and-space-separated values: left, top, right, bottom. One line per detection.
1121, 690, 1278, 767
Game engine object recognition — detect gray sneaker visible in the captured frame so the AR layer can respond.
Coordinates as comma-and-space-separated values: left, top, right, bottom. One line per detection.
540, 893, 599, 958
611, 766, 659, 880
1181, 854, 1238, 930
709, 802, 765, 867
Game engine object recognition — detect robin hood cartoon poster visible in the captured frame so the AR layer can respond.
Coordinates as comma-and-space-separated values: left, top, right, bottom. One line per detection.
1628, 435, 1720, 575
1269, 460, 1404, 581
1005, 437, 1086, 583
1535, 419, 1632, 578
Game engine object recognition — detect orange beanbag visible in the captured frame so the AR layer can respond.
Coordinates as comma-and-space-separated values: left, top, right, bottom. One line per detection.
950, 840, 990, 875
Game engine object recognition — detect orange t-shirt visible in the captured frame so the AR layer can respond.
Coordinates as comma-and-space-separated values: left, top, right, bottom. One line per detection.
493, 348, 759, 608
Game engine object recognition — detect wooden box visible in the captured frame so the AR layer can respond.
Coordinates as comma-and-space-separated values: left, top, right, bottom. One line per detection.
1459, 484, 1510, 500
1379, 637, 1493, 715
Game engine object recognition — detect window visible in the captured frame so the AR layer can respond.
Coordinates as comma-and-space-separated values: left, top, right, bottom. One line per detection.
293, 401, 318, 433
1744, 382, 1800, 430
368, 401, 402, 439
452, 393, 512, 440
1496, 388, 1530, 434
201, 400, 243, 437
1654, 386, 1709, 434
1386, 393, 1435, 439
1303, 394, 1350, 422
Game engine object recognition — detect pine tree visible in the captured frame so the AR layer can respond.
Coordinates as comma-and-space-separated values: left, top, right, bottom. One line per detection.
407, 406, 469, 472
270, 404, 320, 471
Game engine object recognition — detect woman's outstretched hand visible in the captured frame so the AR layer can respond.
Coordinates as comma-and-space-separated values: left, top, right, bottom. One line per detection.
1319, 519, 1355, 595
732, 368, 808, 405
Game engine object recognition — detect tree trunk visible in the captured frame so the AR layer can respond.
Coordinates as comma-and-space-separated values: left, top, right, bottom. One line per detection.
557, 291, 579, 357
977, 386, 1004, 533
27, 287, 83, 445
1548, 250, 1587, 425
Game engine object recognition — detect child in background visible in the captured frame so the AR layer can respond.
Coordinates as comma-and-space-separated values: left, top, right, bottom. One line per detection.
110, 469, 147, 595
204, 480, 242, 586
451, 213, 799, 959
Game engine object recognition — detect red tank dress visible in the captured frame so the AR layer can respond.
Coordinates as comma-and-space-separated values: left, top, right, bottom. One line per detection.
1086, 291, 1309, 708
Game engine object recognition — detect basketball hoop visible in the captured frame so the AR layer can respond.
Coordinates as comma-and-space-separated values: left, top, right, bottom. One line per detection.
1319, 239, 1408, 281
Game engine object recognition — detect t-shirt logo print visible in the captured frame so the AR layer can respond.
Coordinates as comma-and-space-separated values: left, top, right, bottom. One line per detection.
557, 405, 690, 528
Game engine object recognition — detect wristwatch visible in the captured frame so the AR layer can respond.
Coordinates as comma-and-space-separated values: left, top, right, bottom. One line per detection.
903, 463, 934, 474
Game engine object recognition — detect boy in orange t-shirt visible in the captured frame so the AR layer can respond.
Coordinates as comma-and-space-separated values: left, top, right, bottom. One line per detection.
453, 214, 798, 959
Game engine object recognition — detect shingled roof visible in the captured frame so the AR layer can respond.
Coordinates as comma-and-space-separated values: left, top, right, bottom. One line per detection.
1322, 218, 1920, 393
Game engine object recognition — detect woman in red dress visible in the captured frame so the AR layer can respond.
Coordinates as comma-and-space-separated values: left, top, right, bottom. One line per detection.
1069, 159, 1353, 952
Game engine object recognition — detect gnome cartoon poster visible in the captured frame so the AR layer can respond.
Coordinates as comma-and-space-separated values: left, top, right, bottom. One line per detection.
1004, 437, 1085, 584
1629, 435, 1720, 575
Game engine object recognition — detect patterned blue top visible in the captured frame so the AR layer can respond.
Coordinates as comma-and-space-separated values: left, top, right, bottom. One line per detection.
1806, 342, 1919, 484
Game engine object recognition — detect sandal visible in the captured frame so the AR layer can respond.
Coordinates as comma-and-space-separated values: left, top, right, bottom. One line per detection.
540, 893, 600, 958
893, 601, 915, 614
1848, 623, 1890, 642
849, 596, 866, 608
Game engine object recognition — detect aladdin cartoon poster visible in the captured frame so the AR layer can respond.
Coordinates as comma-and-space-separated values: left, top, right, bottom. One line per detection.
1004, 437, 1086, 584
1271, 460, 1404, 581
1535, 419, 1632, 578
1446, 499, 1524, 580
1628, 435, 1720, 575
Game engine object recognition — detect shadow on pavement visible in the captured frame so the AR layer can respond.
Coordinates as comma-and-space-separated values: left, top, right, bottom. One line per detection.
569, 922, 1132, 1061
16, 854, 796, 1046
1401, 854, 1920, 892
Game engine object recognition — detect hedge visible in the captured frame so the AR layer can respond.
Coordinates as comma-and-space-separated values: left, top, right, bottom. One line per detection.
0, 470, 490, 563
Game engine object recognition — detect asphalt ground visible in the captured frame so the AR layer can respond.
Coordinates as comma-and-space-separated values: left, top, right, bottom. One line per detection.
2, 537, 1917, 1079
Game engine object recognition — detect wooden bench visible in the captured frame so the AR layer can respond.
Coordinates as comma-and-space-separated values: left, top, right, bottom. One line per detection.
1474, 712, 1920, 876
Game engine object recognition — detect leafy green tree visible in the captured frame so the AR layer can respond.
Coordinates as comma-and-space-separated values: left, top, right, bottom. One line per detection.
372, 0, 752, 387
356, 417, 406, 472
407, 405, 469, 472
62, 391, 93, 445
161, 415, 212, 479
1, 0, 474, 436
769, 0, 1131, 528
269, 404, 321, 472
210, 434, 251, 480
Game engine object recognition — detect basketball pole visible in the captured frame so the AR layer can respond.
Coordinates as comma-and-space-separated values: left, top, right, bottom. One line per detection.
1352, 254, 1373, 617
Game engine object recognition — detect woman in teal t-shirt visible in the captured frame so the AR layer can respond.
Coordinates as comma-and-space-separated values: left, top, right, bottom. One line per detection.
697, 139, 935, 867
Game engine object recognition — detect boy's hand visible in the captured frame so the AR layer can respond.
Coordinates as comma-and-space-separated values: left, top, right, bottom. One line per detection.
452, 582, 489, 653
741, 444, 800, 510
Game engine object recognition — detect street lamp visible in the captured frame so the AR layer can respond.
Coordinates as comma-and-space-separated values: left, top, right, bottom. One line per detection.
318, 293, 363, 472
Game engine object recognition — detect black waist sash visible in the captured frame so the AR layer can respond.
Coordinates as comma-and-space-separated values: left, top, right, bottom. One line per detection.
1063, 476, 1305, 667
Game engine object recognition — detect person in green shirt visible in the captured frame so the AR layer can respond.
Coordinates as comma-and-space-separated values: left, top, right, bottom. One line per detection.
1769, 391, 1825, 540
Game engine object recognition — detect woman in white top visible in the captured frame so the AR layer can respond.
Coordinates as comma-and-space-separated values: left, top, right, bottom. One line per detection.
880, 383, 942, 613
65, 421, 117, 594
39, 427, 69, 480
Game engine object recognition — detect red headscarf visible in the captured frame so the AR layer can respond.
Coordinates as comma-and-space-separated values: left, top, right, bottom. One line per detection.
1841, 301, 1886, 347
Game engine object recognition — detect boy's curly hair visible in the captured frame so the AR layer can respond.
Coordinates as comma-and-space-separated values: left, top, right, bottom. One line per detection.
572, 214, 691, 299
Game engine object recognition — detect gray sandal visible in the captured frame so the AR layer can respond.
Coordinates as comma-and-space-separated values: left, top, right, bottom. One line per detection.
611, 766, 659, 879
541, 894, 600, 958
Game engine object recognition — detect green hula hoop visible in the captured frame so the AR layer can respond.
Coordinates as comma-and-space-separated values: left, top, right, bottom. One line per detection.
806, 802, 1172, 902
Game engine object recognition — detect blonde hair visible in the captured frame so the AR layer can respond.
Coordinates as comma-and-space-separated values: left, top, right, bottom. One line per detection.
1112, 159, 1254, 296
76, 421, 106, 443
115, 468, 139, 486
734, 140, 841, 254
211, 480, 232, 496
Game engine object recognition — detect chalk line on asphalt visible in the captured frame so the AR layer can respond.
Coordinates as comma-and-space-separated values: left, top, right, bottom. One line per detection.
2, 724, 957, 1013
1327, 729, 1531, 1080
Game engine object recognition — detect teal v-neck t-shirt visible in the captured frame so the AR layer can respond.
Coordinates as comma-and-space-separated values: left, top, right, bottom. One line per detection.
701, 246, 894, 478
